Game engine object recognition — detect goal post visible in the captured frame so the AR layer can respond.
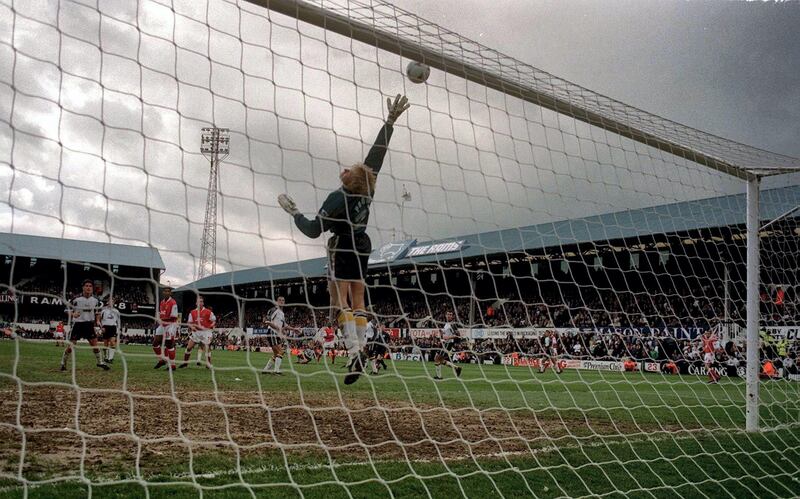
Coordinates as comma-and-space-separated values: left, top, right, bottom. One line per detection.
746, 177, 760, 432
2, 0, 800, 496
247, 0, 800, 434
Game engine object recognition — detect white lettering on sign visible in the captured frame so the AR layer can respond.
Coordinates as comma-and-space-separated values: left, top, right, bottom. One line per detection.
406, 240, 465, 257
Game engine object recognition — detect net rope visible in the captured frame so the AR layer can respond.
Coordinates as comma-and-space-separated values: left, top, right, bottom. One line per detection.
1, 0, 799, 497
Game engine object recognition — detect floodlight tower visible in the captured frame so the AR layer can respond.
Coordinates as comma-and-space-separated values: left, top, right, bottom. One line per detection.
399, 184, 412, 240
196, 127, 230, 280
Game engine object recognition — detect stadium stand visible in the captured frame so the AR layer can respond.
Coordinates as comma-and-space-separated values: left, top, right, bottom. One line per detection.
0, 233, 164, 332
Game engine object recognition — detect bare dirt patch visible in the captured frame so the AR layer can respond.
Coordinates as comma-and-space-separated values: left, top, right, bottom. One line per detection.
0, 385, 682, 479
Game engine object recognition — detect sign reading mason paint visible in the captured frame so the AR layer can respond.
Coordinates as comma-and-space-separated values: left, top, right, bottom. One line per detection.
368, 239, 416, 265
405, 240, 467, 257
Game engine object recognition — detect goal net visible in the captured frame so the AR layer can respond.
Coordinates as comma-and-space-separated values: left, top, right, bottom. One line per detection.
1, 0, 799, 496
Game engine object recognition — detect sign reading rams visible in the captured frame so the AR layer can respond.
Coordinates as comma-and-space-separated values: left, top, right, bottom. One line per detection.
368, 239, 416, 265
367, 239, 467, 264
405, 240, 467, 257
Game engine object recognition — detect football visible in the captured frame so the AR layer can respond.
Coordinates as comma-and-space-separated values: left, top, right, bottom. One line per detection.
406, 61, 430, 84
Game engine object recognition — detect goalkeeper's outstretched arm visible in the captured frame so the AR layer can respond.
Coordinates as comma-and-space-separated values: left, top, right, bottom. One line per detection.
277, 94, 410, 236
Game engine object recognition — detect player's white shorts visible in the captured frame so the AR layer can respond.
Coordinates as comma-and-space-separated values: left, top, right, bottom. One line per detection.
190, 329, 212, 345
156, 323, 179, 339
703, 352, 715, 364
322, 341, 335, 350
54, 332, 64, 339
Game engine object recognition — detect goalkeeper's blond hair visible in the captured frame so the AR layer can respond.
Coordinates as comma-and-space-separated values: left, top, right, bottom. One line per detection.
342, 163, 376, 197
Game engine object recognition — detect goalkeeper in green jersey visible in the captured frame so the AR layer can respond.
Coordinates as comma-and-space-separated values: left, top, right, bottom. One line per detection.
277, 94, 410, 385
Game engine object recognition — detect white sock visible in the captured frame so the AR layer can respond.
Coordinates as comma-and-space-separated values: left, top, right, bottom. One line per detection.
107, 348, 115, 361
264, 359, 274, 372
435, 364, 442, 378
197, 349, 203, 362
274, 357, 282, 372
354, 311, 368, 350
339, 310, 359, 356
371, 359, 377, 373
94, 350, 104, 364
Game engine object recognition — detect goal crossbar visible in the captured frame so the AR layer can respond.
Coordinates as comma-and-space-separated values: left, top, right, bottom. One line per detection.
248, 0, 800, 180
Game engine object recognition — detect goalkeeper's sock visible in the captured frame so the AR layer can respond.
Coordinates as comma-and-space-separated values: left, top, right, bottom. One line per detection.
354, 310, 368, 350
274, 357, 282, 373
435, 364, 442, 378
61, 349, 70, 368
338, 309, 359, 356
264, 359, 274, 372
93, 349, 104, 365
107, 348, 115, 361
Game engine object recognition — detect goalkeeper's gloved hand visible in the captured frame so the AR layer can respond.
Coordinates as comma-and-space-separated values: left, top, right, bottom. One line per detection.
385, 94, 410, 125
278, 194, 299, 216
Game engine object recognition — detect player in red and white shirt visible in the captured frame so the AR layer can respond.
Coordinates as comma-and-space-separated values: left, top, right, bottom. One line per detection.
701, 330, 720, 384
539, 332, 563, 374
318, 325, 337, 365
54, 321, 65, 347
180, 295, 216, 368
153, 285, 179, 370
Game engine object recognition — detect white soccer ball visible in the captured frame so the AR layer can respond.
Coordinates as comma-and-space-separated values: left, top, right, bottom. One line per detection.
406, 61, 430, 84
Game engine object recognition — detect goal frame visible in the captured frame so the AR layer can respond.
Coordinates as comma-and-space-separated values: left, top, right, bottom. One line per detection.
247, 0, 800, 432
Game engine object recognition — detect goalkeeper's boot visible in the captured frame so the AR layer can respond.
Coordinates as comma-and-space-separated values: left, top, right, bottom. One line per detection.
344, 351, 367, 385
455, 366, 462, 378
60, 364, 67, 372
97, 363, 110, 371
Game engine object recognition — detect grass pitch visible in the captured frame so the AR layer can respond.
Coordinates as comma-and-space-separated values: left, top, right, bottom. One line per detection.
0, 340, 798, 498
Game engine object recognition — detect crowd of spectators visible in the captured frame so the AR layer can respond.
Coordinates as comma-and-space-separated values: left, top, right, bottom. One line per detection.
3, 279, 153, 305
4, 319, 798, 378
3, 275, 798, 378
199, 281, 798, 335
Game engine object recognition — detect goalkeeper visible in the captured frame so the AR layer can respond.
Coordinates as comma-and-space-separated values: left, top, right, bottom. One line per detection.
278, 94, 409, 385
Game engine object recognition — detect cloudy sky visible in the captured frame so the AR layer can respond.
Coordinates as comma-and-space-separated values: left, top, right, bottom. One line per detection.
1, 0, 798, 285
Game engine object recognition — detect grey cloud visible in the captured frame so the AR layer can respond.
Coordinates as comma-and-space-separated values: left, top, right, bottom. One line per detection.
2, 0, 797, 286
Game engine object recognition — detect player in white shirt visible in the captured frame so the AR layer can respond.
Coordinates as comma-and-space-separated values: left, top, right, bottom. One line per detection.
100, 296, 121, 363
261, 296, 299, 375
365, 317, 388, 374
61, 280, 109, 371
180, 295, 217, 369
434, 311, 462, 380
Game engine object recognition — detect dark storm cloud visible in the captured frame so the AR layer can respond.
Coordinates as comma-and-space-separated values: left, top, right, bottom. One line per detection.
392, 0, 800, 158
2, 0, 797, 284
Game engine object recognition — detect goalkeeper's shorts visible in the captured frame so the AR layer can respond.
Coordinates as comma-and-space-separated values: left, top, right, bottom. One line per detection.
327, 233, 371, 281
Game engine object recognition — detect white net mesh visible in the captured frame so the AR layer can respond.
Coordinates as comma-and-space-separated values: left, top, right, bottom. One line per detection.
1, 0, 799, 497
